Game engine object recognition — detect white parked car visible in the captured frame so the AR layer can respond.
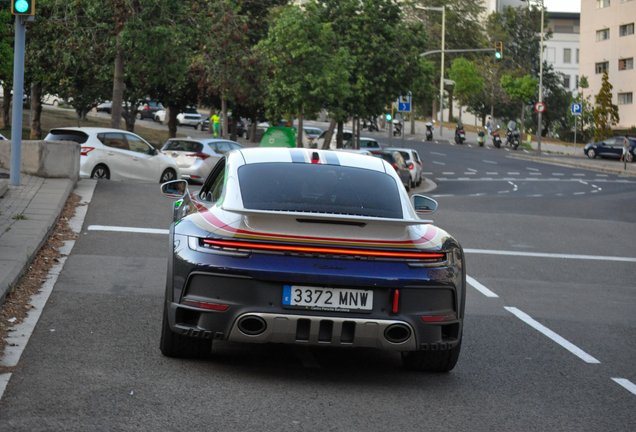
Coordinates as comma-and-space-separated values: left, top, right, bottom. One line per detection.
43, 127, 180, 183
160, 138, 243, 184
153, 108, 202, 128
313, 129, 353, 149
383, 147, 423, 187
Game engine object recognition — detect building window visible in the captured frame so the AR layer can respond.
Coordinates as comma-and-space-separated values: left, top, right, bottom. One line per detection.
597, 0, 610, 7
619, 58, 634, 70
619, 23, 634, 36
596, 62, 609, 73
563, 76, 571, 89
575, 75, 579, 88
576, 49, 579, 63
596, 29, 610, 41
564, 49, 571, 63
618, 93, 633, 104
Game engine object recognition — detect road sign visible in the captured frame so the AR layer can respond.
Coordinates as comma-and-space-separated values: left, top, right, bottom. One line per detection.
397, 94, 411, 112
534, 102, 546, 114
571, 103, 582, 116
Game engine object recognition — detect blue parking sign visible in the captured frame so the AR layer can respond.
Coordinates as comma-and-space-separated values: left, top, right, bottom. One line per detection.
397, 94, 411, 112
571, 103, 582, 116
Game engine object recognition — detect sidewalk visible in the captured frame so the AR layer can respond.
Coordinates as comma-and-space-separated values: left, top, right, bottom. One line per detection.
0, 168, 75, 304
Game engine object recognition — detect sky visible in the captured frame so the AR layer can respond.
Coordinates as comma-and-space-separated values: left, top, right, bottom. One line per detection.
544, 0, 580, 13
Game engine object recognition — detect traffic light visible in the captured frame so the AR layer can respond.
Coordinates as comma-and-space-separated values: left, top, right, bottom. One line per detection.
11, 0, 35, 16
385, 113, 392, 122
495, 41, 503, 59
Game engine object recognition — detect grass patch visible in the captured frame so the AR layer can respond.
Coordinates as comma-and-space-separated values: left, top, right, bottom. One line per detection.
12, 214, 27, 220
520, 142, 533, 151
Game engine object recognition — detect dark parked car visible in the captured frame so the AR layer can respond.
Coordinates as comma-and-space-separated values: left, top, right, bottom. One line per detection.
159, 147, 465, 372
378, 150, 411, 191
198, 115, 246, 137
137, 101, 164, 120
584, 136, 636, 160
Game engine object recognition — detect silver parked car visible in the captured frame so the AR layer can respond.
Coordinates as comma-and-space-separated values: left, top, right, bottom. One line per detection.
160, 138, 243, 184
44, 127, 180, 183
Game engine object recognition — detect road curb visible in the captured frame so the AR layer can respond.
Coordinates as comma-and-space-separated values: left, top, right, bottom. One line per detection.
0, 178, 75, 305
506, 154, 636, 177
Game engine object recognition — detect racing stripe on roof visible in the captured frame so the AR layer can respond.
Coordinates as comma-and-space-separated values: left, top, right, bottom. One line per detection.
289, 148, 306, 163
323, 151, 340, 166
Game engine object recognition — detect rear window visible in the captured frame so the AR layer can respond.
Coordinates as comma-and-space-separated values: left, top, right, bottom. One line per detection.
398, 151, 410, 161
379, 153, 395, 164
361, 140, 380, 148
163, 140, 203, 152
184, 108, 199, 114
44, 130, 89, 144
238, 163, 402, 219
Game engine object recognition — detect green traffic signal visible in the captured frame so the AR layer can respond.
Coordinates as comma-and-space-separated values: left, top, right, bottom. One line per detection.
385, 113, 392, 121
11, 0, 35, 16
495, 41, 503, 60
495, 52, 502, 59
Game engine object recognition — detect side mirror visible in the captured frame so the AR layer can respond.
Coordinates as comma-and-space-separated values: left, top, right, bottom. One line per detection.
410, 194, 438, 215
161, 179, 188, 199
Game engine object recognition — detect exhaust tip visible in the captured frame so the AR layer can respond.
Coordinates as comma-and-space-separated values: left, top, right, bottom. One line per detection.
384, 324, 411, 344
238, 316, 267, 336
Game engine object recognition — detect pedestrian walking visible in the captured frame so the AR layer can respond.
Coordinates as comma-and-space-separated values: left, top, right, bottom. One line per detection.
620, 135, 630, 162
212, 111, 220, 138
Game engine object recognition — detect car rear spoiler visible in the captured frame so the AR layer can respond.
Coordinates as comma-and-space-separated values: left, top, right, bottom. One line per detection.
223, 207, 432, 226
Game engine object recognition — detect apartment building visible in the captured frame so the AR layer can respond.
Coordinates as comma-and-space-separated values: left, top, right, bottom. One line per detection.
580, 0, 636, 129
544, 12, 580, 95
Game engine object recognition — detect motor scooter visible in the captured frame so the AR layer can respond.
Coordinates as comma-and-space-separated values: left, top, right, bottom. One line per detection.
492, 126, 502, 148
505, 121, 520, 150
454, 123, 465, 144
425, 122, 434, 141
477, 130, 486, 147
393, 119, 402, 136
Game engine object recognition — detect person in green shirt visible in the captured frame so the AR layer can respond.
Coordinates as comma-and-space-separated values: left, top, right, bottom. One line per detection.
211, 112, 220, 138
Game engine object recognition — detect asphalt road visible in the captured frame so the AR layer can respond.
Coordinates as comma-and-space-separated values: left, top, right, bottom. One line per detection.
0, 136, 635, 431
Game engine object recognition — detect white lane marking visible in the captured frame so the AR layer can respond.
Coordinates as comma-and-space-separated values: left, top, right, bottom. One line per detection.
464, 172, 476, 175
612, 378, 636, 396
504, 307, 600, 364
0, 180, 98, 400
431, 194, 454, 197
466, 276, 499, 298
483, 160, 497, 164
467, 168, 477, 172
596, 174, 608, 177
523, 150, 529, 153
88, 225, 170, 235
468, 144, 473, 147
553, 173, 564, 176
469, 193, 486, 196
458, 177, 470, 180
573, 173, 585, 176
548, 178, 560, 181
442, 172, 455, 175
527, 167, 539, 171
592, 190, 599, 193
528, 194, 543, 197
530, 173, 541, 175
487, 172, 498, 175
498, 190, 510, 193
433, 161, 446, 165
579, 180, 588, 185
430, 152, 446, 156
423, 172, 433, 175
574, 192, 585, 195
464, 249, 636, 262
507, 172, 520, 175
436, 178, 448, 180
507, 181, 518, 191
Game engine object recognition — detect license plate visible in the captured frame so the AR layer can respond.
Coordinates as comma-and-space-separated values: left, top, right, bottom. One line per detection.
283, 285, 373, 312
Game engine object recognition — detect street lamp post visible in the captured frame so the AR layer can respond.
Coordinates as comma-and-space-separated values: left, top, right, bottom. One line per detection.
523, 0, 545, 155
416, 5, 445, 138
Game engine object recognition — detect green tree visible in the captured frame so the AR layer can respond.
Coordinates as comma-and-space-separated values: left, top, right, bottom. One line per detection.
448, 58, 483, 122
500, 74, 537, 134
0, 4, 14, 128
259, 4, 352, 146
593, 70, 619, 141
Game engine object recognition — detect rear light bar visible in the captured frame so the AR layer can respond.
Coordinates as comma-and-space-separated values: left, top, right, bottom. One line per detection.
182, 299, 229, 311
80, 147, 95, 156
202, 239, 445, 259
421, 313, 456, 322
186, 152, 211, 160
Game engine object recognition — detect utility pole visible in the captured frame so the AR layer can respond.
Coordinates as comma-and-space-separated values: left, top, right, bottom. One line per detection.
10, 15, 29, 186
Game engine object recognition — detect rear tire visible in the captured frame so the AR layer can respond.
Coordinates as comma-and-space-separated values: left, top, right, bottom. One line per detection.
587, 148, 596, 159
91, 164, 110, 179
160, 305, 212, 359
402, 340, 462, 372
160, 168, 177, 183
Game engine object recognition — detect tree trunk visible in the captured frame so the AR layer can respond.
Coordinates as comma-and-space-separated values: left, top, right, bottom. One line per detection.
110, 37, 125, 130
447, 88, 453, 123
520, 102, 526, 136
221, 96, 228, 139
432, 93, 437, 122
209, 107, 215, 135
321, 119, 337, 149
289, 111, 295, 128
1, 87, 12, 128
30, 83, 43, 139
250, 117, 257, 143
336, 120, 343, 148
458, 95, 463, 123
351, 116, 356, 149
168, 107, 178, 138
230, 116, 237, 141
356, 117, 361, 149
297, 105, 304, 148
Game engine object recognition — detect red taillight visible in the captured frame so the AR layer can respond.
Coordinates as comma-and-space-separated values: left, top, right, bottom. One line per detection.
144, 106, 150, 110
421, 314, 457, 322
418, 161, 422, 166
182, 299, 229, 311
186, 152, 211, 160
81, 147, 95, 156
392, 289, 399, 314
202, 239, 445, 259
408, 162, 414, 170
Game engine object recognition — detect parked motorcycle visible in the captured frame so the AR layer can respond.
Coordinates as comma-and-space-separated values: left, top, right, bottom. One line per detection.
477, 130, 486, 147
492, 126, 502, 148
505, 121, 520, 150
425, 122, 434, 141
393, 119, 402, 136
454, 123, 466, 144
